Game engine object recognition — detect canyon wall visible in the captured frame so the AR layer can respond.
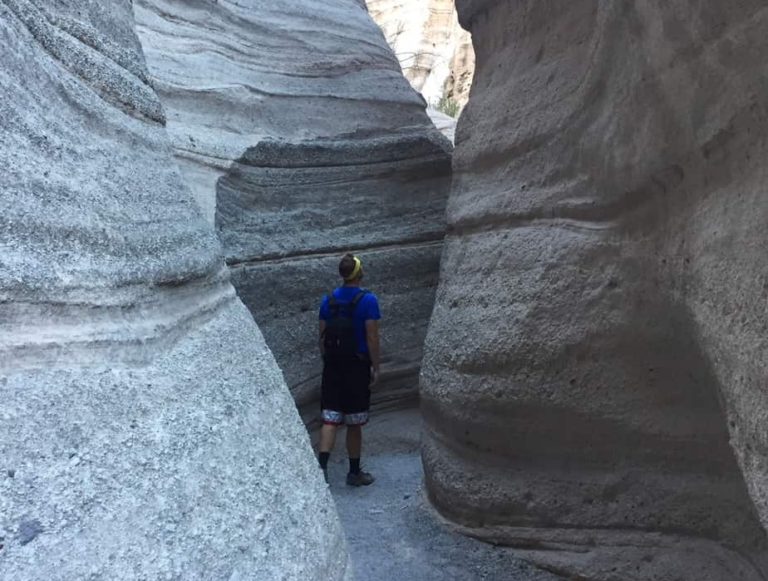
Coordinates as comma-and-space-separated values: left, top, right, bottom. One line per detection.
135, 0, 452, 410
366, 0, 474, 108
421, 1, 768, 579
0, 0, 348, 578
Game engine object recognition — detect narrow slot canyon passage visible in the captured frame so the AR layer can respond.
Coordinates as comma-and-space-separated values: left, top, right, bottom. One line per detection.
3, 1, 768, 580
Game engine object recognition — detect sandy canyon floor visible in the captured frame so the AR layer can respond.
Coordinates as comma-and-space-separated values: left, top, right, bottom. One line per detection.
313, 408, 562, 581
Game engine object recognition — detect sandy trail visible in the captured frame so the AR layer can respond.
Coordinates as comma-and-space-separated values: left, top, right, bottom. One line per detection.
313, 408, 561, 581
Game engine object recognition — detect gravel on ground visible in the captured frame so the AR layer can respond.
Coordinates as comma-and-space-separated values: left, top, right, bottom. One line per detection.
313, 408, 562, 581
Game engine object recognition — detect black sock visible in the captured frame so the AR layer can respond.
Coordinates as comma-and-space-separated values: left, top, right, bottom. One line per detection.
319, 452, 330, 470
349, 458, 361, 475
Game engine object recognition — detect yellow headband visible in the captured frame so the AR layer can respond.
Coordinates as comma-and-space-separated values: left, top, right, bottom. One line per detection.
345, 256, 362, 281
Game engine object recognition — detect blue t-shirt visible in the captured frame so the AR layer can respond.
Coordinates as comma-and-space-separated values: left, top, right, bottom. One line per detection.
319, 287, 381, 353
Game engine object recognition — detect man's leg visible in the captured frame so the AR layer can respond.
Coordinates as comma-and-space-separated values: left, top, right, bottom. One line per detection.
320, 423, 339, 456
346, 424, 362, 474
342, 357, 374, 486
344, 414, 373, 486
318, 412, 343, 482
319, 357, 342, 481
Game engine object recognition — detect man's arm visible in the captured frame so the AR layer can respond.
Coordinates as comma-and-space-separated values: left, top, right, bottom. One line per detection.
319, 320, 326, 357
365, 319, 380, 387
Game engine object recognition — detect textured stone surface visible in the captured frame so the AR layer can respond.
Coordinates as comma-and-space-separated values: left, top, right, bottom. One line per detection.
365, 0, 474, 107
422, 1, 768, 578
134, 0, 437, 224
220, 136, 451, 409
135, 0, 452, 407
0, 1, 348, 578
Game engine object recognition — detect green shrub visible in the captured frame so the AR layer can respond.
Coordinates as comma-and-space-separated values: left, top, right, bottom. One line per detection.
436, 96, 461, 118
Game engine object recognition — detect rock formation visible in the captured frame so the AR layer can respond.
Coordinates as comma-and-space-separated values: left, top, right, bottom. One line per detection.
365, 0, 474, 108
134, 0, 452, 410
421, 1, 768, 579
0, 1, 348, 578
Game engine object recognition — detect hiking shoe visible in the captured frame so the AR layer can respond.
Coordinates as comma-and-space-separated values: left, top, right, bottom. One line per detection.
346, 470, 375, 487
321, 467, 329, 484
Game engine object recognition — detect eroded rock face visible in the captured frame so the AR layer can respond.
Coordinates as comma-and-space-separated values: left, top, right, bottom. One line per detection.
220, 136, 450, 409
365, 0, 474, 108
0, 1, 347, 578
422, 1, 768, 578
134, 0, 440, 223
135, 0, 452, 409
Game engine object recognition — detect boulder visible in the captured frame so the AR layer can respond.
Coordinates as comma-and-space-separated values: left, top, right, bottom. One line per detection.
0, 1, 348, 578
421, 1, 768, 578
134, 0, 452, 410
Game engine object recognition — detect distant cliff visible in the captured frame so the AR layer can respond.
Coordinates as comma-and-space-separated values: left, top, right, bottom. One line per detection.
366, 0, 474, 110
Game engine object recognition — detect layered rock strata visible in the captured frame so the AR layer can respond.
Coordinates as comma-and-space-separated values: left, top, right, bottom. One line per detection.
422, 1, 768, 579
220, 136, 450, 408
365, 0, 475, 107
134, 0, 441, 224
135, 0, 452, 409
0, 1, 348, 578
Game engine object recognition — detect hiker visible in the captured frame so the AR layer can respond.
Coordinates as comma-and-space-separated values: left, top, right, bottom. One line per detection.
317, 253, 380, 486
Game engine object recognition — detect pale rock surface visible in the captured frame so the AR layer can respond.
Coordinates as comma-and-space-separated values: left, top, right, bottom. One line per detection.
422, 1, 768, 579
134, 0, 437, 224
0, 0, 348, 578
135, 0, 452, 409
365, 0, 474, 107
427, 107, 457, 143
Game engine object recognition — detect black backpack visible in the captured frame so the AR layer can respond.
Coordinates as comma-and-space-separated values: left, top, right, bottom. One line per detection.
323, 290, 368, 358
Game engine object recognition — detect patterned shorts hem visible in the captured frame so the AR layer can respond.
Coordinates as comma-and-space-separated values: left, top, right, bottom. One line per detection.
321, 409, 369, 426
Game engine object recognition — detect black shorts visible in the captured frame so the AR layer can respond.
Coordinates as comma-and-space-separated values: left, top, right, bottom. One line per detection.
320, 355, 371, 425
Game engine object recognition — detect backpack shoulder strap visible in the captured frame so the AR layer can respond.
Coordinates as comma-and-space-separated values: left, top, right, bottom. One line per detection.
351, 289, 369, 307
349, 290, 369, 316
326, 291, 341, 318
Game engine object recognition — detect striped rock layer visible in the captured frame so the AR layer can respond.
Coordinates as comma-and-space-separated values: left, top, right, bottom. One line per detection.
0, 1, 348, 578
134, 0, 452, 412
422, 1, 768, 579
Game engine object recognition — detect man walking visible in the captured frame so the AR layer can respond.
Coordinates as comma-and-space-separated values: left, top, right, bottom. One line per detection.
317, 253, 380, 486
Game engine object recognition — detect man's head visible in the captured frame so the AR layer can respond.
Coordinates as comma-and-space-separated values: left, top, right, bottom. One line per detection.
339, 253, 363, 284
